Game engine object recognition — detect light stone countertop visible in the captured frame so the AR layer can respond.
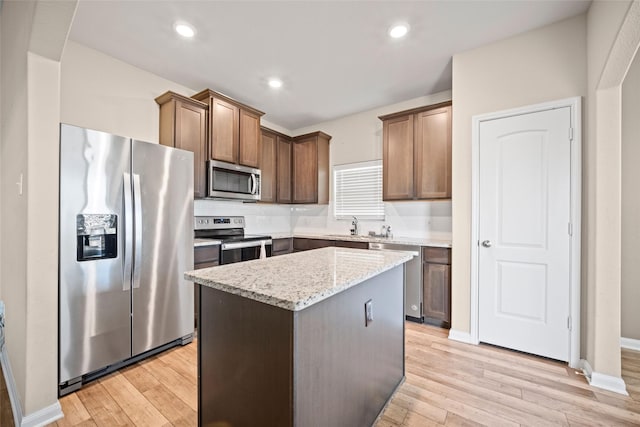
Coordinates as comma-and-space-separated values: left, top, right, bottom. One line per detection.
268, 232, 451, 248
185, 247, 414, 311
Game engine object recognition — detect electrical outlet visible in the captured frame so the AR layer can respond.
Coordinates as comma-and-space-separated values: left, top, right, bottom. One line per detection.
365, 299, 373, 327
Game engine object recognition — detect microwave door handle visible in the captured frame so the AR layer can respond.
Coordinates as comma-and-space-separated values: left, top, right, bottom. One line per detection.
250, 174, 257, 195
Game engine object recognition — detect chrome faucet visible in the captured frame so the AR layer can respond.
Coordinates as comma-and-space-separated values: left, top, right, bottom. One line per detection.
351, 216, 359, 235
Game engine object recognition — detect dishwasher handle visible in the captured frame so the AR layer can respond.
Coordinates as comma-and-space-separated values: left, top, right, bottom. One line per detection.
368, 242, 419, 256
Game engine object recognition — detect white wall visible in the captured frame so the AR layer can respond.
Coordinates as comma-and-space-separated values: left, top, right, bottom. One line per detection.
622, 51, 640, 340
61, 41, 196, 142
1, 0, 75, 418
1, 0, 33, 413
290, 92, 452, 239
586, 0, 637, 379
61, 40, 288, 143
451, 14, 587, 338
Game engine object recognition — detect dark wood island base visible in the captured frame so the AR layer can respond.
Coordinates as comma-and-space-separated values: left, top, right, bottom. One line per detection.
197, 266, 404, 427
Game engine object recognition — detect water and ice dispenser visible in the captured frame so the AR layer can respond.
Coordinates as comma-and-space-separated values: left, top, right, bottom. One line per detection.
76, 214, 117, 261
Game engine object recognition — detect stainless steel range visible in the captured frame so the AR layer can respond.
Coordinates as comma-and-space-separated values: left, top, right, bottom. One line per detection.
195, 216, 272, 264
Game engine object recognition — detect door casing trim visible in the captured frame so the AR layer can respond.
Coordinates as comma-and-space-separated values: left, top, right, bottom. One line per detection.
469, 97, 582, 367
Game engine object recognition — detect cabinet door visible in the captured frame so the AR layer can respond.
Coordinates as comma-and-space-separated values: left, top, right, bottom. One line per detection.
210, 97, 239, 163
173, 100, 207, 198
383, 114, 414, 200
415, 106, 451, 199
239, 109, 261, 167
260, 129, 277, 203
423, 263, 451, 326
272, 238, 293, 256
292, 137, 318, 203
277, 136, 293, 203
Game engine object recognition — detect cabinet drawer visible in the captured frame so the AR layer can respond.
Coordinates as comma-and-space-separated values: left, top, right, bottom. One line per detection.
293, 238, 334, 252
335, 240, 369, 249
422, 247, 451, 264
195, 260, 219, 270
272, 238, 293, 253
195, 245, 220, 264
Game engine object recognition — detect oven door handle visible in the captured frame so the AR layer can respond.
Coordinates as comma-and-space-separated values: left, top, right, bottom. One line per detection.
221, 239, 272, 251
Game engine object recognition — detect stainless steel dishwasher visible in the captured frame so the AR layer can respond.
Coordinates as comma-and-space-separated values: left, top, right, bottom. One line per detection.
368, 242, 423, 322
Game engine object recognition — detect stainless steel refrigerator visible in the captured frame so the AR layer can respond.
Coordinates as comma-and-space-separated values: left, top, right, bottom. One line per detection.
58, 124, 194, 395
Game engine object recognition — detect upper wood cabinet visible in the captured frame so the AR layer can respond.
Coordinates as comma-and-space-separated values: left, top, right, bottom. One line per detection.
261, 127, 294, 204
240, 109, 261, 167
380, 102, 452, 201
260, 128, 277, 203
414, 106, 452, 199
192, 89, 264, 168
277, 135, 293, 204
382, 114, 414, 200
156, 91, 208, 198
292, 131, 331, 204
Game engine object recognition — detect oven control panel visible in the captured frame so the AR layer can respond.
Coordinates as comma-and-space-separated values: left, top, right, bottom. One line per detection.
195, 216, 245, 230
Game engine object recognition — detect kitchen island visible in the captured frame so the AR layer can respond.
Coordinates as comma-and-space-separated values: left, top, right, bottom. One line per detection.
185, 247, 413, 427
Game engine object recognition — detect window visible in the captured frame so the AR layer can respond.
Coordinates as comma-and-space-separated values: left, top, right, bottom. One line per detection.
333, 160, 384, 220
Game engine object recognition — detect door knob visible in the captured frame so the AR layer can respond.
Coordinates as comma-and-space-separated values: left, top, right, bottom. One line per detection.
481, 240, 492, 248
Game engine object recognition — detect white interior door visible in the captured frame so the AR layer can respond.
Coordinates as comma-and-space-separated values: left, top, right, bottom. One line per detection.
478, 107, 571, 361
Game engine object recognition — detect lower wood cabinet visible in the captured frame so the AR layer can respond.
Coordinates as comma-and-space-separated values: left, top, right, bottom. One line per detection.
293, 238, 334, 252
272, 238, 293, 256
334, 240, 368, 249
422, 247, 451, 328
293, 238, 369, 251
194, 244, 220, 328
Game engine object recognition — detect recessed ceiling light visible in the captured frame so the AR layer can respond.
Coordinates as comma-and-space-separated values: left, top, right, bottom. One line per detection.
389, 24, 409, 39
175, 22, 195, 38
268, 78, 283, 89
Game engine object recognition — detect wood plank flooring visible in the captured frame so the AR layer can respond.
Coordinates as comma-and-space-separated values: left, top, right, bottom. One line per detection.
48, 324, 640, 426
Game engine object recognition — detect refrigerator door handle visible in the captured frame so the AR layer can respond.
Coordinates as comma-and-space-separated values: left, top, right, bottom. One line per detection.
123, 173, 133, 291
132, 173, 143, 289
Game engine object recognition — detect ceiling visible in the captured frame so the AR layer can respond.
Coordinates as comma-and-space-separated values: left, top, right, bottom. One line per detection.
68, 0, 591, 130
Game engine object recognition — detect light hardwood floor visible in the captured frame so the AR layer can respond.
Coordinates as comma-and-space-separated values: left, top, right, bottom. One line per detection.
49, 323, 640, 426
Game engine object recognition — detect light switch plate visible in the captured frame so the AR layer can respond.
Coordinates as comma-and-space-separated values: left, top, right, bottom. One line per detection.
365, 299, 373, 327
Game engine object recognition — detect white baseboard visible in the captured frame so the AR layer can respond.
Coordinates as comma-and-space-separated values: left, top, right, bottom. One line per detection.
621, 337, 640, 351
581, 358, 629, 396
448, 329, 477, 345
0, 346, 63, 427
21, 401, 63, 427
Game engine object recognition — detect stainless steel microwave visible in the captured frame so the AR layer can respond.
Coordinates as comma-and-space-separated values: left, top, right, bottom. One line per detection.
207, 160, 261, 201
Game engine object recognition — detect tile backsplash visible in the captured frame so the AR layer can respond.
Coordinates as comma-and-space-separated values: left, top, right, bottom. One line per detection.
291, 201, 452, 239
194, 200, 292, 234
195, 199, 451, 240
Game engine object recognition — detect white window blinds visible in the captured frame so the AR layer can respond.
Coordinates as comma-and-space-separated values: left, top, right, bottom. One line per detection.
333, 160, 384, 220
